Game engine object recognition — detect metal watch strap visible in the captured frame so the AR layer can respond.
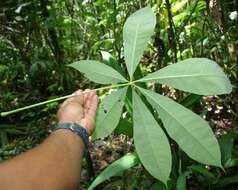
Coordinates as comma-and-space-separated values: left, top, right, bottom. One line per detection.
55, 123, 89, 156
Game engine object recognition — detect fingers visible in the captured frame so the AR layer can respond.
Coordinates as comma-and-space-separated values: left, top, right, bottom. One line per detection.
72, 89, 83, 105
83, 89, 91, 107
84, 90, 96, 110
60, 89, 83, 108
83, 89, 99, 116
80, 94, 98, 135
57, 88, 99, 135
61, 88, 99, 118
87, 94, 99, 118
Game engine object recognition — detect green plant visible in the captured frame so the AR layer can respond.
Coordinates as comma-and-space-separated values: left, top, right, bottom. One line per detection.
68, 6, 232, 187
0, 5, 232, 188
88, 153, 139, 190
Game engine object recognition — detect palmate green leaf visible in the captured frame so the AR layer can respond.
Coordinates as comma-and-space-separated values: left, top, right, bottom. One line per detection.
69, 60, 127, 84
133, 91, 172, 184
123, 6, 156, 78
92, 87, 127, 139
138, 58, 232, 95
138, 87, 222, 168
88, 153, 139, 190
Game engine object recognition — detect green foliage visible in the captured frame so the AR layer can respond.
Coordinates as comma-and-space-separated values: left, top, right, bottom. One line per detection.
138, 87, 222, 167
87, 153, 139, 190
1, 0, 237, 189
189, 165, 216, 180
69, 6, 232, 187
133, 91, 172, 184
93, 87, 128, 139
218, 132, 235, 167
114, 119, 133, 137
149, 181, 168, 190
69, 60, 127, 84
215, 175, 238, 188
176, 171, 191, 190
123, 6, 156, 78
139, 58, 232, 95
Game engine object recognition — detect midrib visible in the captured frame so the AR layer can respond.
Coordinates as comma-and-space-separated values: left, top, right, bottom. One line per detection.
130, 23, 140, 76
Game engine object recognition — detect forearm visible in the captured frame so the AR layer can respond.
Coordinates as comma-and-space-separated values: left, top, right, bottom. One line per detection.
0, 129, 84, 190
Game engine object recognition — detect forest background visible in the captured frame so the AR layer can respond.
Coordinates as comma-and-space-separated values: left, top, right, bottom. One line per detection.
0, 0, 238, 189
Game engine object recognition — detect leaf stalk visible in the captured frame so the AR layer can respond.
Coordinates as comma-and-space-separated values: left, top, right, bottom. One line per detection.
1, 82, 135, 117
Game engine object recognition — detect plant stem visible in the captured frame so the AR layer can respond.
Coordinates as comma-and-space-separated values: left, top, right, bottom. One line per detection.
1, 82, 133, 117
165, 0, 177, 63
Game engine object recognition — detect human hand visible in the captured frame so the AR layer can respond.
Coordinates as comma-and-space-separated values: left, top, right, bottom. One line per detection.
57, 89, 99, 135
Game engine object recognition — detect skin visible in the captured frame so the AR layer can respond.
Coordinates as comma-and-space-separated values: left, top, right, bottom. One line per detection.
0, 89, 99, 190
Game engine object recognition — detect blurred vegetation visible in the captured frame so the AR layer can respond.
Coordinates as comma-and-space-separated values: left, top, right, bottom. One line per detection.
0, 0, 237, 189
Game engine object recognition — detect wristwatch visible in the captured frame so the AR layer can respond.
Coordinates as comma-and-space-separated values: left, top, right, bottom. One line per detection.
55, 123, 89, 156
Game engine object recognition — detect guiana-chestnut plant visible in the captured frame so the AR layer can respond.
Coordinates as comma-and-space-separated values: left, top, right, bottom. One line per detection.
0, 6, 232, 189
69, 6, 232, 188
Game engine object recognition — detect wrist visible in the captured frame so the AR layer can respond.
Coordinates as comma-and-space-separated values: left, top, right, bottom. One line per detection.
58, 120, 91, 135
52, 129, 85, 154
54, 123, 89, 156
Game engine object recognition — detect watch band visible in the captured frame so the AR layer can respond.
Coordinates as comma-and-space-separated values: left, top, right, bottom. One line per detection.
55, 123, 89, 156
